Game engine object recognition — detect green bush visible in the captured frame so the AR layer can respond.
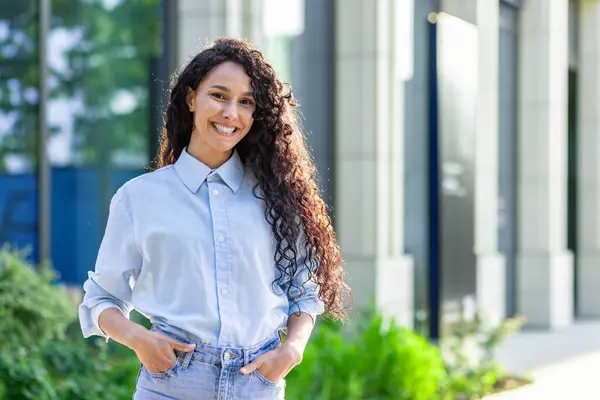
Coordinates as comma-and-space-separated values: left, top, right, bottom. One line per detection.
0, 247, 518, 399
285, 314, 448, 400
0, 247, 140, 400
0, 248, 73, 350
440, 314, 525, 399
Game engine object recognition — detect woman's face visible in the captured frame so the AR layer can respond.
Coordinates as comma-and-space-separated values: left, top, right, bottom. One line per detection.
187, 61, 255, 161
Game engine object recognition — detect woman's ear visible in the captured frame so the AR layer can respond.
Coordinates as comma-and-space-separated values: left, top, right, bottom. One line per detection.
186, 87, 195, 112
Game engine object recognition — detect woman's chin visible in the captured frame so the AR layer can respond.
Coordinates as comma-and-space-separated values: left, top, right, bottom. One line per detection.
209, 139, 239, 153
213, 132, 245, 147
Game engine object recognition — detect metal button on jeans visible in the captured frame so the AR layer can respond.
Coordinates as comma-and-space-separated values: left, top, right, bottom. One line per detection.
223, 352, 231, 361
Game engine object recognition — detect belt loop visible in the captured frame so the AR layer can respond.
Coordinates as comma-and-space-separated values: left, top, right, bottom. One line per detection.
243, 348, 251, 366
180, 349, 194, 370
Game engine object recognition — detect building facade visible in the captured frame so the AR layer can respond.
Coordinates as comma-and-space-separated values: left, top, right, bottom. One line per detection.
1, 0, 599, 338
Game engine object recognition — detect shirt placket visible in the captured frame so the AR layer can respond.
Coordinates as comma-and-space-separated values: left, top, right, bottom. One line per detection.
207, 173, 234, 345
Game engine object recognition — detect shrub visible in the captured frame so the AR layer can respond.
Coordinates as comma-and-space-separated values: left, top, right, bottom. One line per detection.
0, 247, 73, 351
0, 247, 140, 400
286, 313, 448, 400
440, 314, 525, 399
0, 247, 74, 399
38, 322, 140, 400
0, 247, 519, 399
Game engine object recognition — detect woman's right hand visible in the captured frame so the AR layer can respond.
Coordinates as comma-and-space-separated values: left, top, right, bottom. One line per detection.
131, 330, 197, 374
97, 309, 197, 374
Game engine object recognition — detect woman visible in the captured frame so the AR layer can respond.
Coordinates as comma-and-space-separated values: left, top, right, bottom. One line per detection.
78, 38, 349, 399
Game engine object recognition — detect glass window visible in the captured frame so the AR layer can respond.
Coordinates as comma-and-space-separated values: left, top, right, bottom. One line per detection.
404, 0, 438, 336
48, 0, 165, 284
498, 3, 518, 317
0, 2, 40, 261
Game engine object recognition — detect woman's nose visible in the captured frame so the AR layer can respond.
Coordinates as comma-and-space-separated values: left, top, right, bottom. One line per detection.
222, 102, 238, 120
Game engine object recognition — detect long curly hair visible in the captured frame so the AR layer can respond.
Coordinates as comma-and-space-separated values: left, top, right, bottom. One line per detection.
154, 38, 349, 320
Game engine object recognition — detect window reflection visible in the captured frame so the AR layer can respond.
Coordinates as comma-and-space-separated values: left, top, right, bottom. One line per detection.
0, 1, 40, 259
48, 0, 161, 169
47, 0, 163, 284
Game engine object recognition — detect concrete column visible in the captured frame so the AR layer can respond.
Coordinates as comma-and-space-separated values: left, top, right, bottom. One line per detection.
176, 0, 229, 65
577, 0, 600, 318
225, 0, 243, 39
517, 0, 573, 329
474, 0, 506, 327
335, 0, 414, 327
245, 0, 265, 47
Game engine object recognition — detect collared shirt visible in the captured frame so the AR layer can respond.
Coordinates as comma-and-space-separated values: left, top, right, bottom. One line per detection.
78, 148, 324, 347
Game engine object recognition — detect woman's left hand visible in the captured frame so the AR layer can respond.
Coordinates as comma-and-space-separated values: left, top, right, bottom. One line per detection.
240, 342, 303, 382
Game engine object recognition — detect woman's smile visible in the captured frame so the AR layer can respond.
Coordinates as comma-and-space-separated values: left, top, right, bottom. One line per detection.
212, 122, 238, 137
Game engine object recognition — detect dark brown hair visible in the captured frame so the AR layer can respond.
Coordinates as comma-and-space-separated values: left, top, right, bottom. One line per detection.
155, 38, 349, 320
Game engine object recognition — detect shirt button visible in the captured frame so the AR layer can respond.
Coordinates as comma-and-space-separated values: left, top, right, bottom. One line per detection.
212, 189, 219, 195
217, 236, 224, 243
221, 289, 229, 296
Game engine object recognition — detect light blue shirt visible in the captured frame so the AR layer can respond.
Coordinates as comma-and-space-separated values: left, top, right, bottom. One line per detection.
78, 148, 324, 347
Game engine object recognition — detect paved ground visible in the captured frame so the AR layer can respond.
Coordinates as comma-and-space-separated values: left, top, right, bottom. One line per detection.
484, 321, 600, 399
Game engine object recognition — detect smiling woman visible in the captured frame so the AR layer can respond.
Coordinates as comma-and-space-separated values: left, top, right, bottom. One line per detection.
78, 38, 350, 400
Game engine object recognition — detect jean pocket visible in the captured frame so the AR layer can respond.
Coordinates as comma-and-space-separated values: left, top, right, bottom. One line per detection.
252, 369, 280, 387
142, 356, 181, 379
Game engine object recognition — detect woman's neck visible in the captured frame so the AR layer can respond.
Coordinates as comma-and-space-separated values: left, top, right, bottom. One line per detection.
187, 138, 232, 169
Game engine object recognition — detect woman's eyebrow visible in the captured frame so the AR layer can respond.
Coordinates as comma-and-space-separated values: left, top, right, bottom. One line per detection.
209, 84, 253, 97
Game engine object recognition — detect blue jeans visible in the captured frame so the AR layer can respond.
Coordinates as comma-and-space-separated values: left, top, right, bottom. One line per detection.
133, 327, 286, 400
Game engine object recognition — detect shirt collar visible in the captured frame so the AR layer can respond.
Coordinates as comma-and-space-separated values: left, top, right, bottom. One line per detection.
174, 148, 245, 194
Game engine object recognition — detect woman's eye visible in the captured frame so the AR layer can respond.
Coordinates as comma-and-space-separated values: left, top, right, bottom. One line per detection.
240, 99, 254, 105
211, 93, 225, 100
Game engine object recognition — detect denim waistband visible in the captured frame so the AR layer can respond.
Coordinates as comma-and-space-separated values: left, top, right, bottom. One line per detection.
150, 325, 282, 367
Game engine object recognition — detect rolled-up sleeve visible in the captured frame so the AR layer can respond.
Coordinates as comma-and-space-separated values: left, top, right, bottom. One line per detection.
78, 186, 141, 339
283, 235, 326, 323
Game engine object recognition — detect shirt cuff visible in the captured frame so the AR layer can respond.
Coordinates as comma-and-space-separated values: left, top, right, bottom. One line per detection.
288, 298, 325, 325
80, 301, 124, 341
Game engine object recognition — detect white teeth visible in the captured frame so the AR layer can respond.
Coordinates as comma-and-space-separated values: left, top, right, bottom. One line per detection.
213, 123, 236, 134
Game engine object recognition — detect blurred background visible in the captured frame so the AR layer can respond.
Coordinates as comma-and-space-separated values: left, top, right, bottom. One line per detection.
1, 0, 599, 398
